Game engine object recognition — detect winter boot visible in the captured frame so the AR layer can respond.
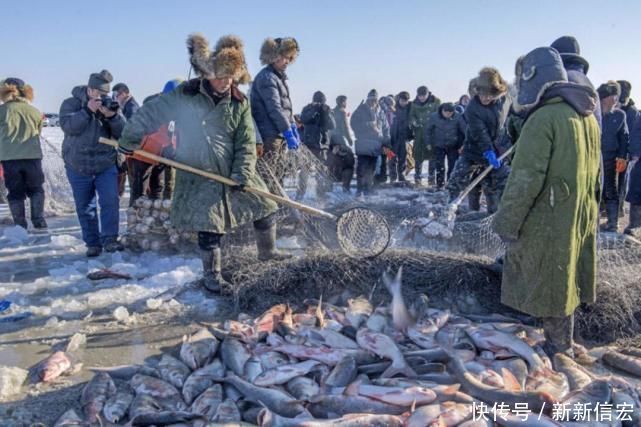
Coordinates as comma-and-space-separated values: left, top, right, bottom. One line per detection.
86, 246, 102, 257
255, 226, 292, 262
104, 238, 124, 253
199, 247, 230, 293
8, 200, 27, 229
624, 204, 641, 237
541, 315, 575, 359
29, 192, 47, 229
486, 193, 500, 214
602, 203, 619, 232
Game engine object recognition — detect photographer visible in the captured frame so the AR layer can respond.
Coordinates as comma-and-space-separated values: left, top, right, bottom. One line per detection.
297, 91, 335, 198
59, 70, 125, 257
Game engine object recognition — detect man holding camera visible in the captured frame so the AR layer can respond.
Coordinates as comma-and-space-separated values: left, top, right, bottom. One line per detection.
59, 70, 125, 257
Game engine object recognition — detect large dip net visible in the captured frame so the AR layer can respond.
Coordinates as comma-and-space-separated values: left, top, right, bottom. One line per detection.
36, 131, 641, 344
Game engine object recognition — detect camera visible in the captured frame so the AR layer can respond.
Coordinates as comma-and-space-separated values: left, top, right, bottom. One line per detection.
100, 95, 120, 112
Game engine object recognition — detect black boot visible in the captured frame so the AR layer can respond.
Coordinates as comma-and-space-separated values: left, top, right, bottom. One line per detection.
625, 204, 641, 237
486, 193, 500, 214
255, 226, 292, 261
8, 200, 27, 229
541, 314, 575, 359
602, 203, 619, 232
29, 192, 47, 229
199, 247, 230, 292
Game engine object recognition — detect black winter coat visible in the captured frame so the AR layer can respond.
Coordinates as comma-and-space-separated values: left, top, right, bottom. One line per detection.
462, 95, 510, 163
250, 65, 294, 140
390, 103, 412, 148
622, 101, 640, 140
300, 103, 335, 150
601, 109, 629, 160
122, 97, 140, 120
424, 110, 465, 149
60, 85, 125, 176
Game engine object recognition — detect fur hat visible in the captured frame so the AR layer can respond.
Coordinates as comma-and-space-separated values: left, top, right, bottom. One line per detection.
0, 78, 34, 102
551, 36, 590, 74
260, 37, 300, 66
618, 80, 632, 104
88, 70, 113, 92
472, 67, 508, 98
187, 33, 250, 84
597, 81, 621, 100
513, 47, 568, 113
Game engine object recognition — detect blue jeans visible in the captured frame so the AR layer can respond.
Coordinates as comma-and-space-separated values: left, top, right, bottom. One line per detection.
66, 165, 120, 247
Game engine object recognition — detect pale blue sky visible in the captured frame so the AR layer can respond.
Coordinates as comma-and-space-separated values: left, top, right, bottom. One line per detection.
4, 0, 641, 113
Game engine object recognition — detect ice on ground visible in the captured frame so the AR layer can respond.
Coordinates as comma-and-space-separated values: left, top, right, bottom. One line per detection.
113, 306, 130, 323
50, 234, 84, 249
2, 226, 29, 244
277, 236, 306, 250
0, 366, 28, 399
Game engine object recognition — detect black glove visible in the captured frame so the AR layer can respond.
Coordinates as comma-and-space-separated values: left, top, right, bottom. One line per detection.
231, 183, 246, 192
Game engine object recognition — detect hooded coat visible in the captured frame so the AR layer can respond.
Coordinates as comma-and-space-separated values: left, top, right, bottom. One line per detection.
59, 86, 125, 175
350, 101, 391, 157
119, 79, 278, 233
493, 88, 600, 318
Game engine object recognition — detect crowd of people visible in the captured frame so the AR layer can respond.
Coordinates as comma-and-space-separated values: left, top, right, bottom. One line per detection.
1, 33, 641, 358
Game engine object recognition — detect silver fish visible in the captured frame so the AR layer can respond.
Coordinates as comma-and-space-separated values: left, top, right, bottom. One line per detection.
307, 394, 406, 418
103, 387, 134, 423
365, 312, 389, 333
382, 266, 415, 331
130, 373, 182, 401
254, 360, 320, 386
350, 383, 437, 406
602, 351, 641, 378
32, 351, 72, 383
180, 328, 219, 371
53, 409, 84, 427
553, 353, 593, 391
345, 296, 372, 328
89, 364, 161, 380
286, 376, 321, 401
222, 372, 306, 418
562, 380, 612, 409
81, 372, 117, 424
465, 325, 545, 372
127, 411, 204, 426
182, 358, 225, 404
406, 402, 473, 427
259, 409, 403, 427
190, 384, 223, 419
243, 356, 264, 383
259, 351, 291, 370
355, 328, 416, 378
129, 394, 163, 419
212, 398, 241, 423
325, 356, 357, 387
158, 353, 192, 389
221, 337, 252, 376
300, 327, 359, 349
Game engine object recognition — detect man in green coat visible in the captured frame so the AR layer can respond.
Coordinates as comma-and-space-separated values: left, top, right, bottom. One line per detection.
409, 86, 440, 185
0, 78, 46, 230
493, 47, 600, 358
119, 34, 288, 293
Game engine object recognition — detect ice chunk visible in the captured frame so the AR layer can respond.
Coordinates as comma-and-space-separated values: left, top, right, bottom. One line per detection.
0, 366, 28, 398
66, 333, 87, 352
112, 306, 130, 323
3, 226, 29, 243
45, 316, 63, 328
146, 298, 162, 310
50, 234, 83, 249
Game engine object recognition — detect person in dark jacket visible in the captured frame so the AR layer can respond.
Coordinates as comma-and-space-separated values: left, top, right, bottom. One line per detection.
389, 91, 412, 183
597, 81, 630, 232
455, 94, 470, 115
410, 86, 441, 185
627, 117, 641, 236
618, 80, 640, 134
425, 102, 466, 189
250, 37, 301, 165
328, 96, 355, 192
60, 70, 125, 257
447, 68, 510, 214
0, 78, 46, 230
351, 89, 391, 196
551, 36, 601, 127
112, 83, 140, 197
297, 90, 335, 198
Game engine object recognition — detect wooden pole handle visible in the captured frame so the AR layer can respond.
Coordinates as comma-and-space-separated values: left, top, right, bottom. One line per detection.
101, 137, 337, 220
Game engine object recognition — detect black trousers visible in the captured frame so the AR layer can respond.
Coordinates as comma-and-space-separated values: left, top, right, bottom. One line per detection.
327, 148, 355, 191
197, 213, 275, 250
1, 159, 45, 202
129, 158, 165, 207
389, 140, 408, 182
602, 158, 620, 208
434, 146, 460, 188
356, 155, 378, 195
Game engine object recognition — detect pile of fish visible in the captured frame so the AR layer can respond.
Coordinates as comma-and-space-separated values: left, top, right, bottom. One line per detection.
53, 269, 641, 426
122, 196, 193, 251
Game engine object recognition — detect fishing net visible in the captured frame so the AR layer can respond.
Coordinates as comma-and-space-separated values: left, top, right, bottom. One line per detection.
40, 131, 76, 216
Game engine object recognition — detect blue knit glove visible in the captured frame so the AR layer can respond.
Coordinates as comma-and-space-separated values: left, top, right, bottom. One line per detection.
283, 128, 300, 150
291, 124, 301, 142
483, 150, 501, 169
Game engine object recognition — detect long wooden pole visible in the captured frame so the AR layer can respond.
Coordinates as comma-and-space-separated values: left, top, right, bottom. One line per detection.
100, 137, 337, 220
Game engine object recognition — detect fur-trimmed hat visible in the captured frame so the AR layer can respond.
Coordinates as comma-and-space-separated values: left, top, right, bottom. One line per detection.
187, 33, 251, 84
260, 37, 300, 66
0, 78, 34, 102
472, 67, 508, 98
513, 47, 568, 113
618, 80, 632, 104
597, 81, 621, 100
